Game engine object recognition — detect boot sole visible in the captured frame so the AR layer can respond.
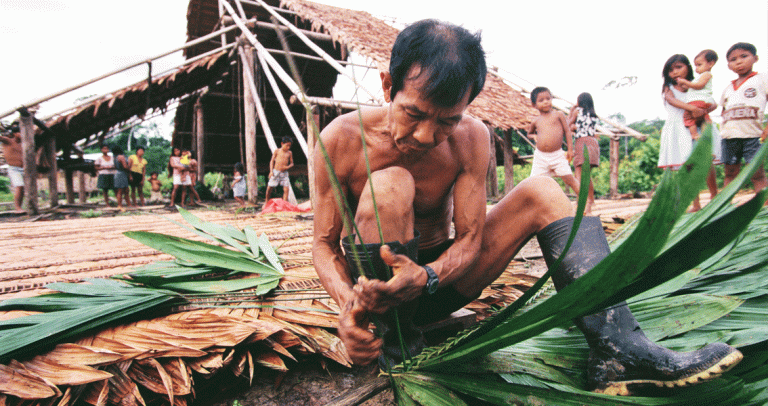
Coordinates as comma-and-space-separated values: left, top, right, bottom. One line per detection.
594, 349, 743, 396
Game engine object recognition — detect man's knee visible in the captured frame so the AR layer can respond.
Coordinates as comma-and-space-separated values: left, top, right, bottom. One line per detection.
358, 167, 415, 217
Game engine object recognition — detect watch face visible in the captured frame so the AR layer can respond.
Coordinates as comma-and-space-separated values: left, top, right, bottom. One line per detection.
427, 279, 438, 294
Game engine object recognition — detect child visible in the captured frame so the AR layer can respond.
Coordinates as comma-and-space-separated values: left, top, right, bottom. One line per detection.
527, 87, 580, 197
719, 42, 768, 196
265, 136, 294, 201
567, 92, 599, 215
128, 147, 147, 206
676, 50, 718, 141
167, 147, 187, 209
660, 54, 718, 212
148, 172, 164, 203
182, 149, 203, 206
231, 162, 246, 207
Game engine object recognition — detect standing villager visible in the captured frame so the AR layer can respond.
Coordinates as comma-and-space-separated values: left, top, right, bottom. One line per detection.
94, 145, 116, 206
0, 124, 24, 213
128, 147, 147, 206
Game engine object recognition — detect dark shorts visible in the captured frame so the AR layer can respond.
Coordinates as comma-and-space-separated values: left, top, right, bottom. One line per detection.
129, 172, 144, 187
573, 136, 600, 168
97, 174, 114, 190
342, 234, 472, 326
722, 138, 761, 165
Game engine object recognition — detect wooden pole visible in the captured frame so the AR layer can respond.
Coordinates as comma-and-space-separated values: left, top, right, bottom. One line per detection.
255, 48, 310, 158
65, 170, 74, 204
194, 97, 205, 182
242, 45, 259, 204
307, 105, 319, 208
78, 171, 87, 204
46, 136, 58, 208
486, 125, 499, 199
609, 136, 620, 199
19, 113, 39, 214
502, 130, 516, 194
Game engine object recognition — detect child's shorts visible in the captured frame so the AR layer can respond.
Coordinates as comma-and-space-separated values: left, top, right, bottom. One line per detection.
683, 100, 712, 128
530, 149, 573, 177
722, 138, 762, 165
268, 170, 290, 187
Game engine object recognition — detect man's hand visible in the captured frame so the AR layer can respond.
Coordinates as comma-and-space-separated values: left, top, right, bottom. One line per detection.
354, 245, 427, 314
338, 298, 381, 365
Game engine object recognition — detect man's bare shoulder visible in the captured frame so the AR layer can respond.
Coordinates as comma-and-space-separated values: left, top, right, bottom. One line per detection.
451, 116, 490, 151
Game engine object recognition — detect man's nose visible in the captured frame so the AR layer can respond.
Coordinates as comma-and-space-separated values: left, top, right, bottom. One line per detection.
413, 122, 437, 146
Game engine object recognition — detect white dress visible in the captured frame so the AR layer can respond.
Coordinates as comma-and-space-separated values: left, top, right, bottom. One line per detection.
658, 86, 692, 170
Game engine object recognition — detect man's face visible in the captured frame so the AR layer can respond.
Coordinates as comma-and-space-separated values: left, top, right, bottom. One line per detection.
383, 66, 470, 155
534, 91, 553, 113
727, 49, 758, 76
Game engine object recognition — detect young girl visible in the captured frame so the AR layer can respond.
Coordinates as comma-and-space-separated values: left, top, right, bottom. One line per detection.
568, 92, 599, 215
111, 145, 132, 211
659, 54, 718, 212
231, 162, 246, 207
167, 147, 187, 209
94, 145, 116, 206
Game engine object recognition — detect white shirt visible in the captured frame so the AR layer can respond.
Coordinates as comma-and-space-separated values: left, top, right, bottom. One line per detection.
720, 72, 768, 139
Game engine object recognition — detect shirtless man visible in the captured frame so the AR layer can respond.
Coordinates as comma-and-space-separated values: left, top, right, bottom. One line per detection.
265, 137, 294, 201
0, 124, 25, 213
313, 19, 741, 395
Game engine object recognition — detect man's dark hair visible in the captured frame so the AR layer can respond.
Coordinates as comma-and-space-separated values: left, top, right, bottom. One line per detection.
697, 49, 718, 63
389, 19, 486, 107
727, 42, 757, 59
530, 87, 550, 105
111, 145, 124, 156
281, 136, 292, 144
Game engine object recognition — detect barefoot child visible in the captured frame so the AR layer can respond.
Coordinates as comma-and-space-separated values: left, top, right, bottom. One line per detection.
676, 50, 718, 141
719, 42, 768, 197
527, 86, 580, 196
231, 162, 246, 207
265, 136, 294, 201
568, 92, 599, 215
148, 172, 164, 203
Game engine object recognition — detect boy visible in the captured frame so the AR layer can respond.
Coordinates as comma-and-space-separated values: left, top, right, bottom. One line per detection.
265, 136, 294, 201
128, 147, 147, 206
183, 149, 203, 206
148, 172, 164, 203
527, 87, 580, 196
677, 49, 718, 141
719, 42, 768, 196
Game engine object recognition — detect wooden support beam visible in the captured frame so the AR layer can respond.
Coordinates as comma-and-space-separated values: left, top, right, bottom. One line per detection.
486, 125, 499, 199
502, 130, 517, 194
306, 105, 319, 208
289, 95, 381, 110
46, 136, 58, 208
19, 113, 38, 214
609, 136, 620, 199
242, 45, 259, 203
194, 97, 205, 182
65, 170, 75, 204
78, 171, 87, 204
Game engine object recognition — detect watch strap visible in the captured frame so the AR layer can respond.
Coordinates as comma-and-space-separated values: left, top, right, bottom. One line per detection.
422, 265, 439, 295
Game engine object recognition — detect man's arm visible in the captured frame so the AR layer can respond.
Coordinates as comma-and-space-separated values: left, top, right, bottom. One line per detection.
312, 118, 382, 365
0, 135, 11, 144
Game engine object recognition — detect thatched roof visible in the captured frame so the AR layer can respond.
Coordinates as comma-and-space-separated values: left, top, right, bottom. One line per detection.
277, 0, 538, 130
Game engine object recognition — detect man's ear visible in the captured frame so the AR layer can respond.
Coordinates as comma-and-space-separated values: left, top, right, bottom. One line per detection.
381, 71, 393, 103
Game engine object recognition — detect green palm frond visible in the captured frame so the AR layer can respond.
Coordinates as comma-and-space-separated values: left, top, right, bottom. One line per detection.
393, 130, 768, 404
0, 210, 287, 364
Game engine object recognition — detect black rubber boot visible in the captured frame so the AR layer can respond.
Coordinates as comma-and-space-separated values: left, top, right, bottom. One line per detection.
342, 234, 426, 370
537, 217, 743, 396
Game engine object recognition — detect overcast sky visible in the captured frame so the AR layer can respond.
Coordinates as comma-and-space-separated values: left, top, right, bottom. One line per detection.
1, 0, 766, 129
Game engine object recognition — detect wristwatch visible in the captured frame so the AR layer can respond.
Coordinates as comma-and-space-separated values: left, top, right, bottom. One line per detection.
422, 265, 439, 295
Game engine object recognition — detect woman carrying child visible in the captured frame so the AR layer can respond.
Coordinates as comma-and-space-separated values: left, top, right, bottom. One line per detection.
659, 54, 717, 212
568, 92, 599, 215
